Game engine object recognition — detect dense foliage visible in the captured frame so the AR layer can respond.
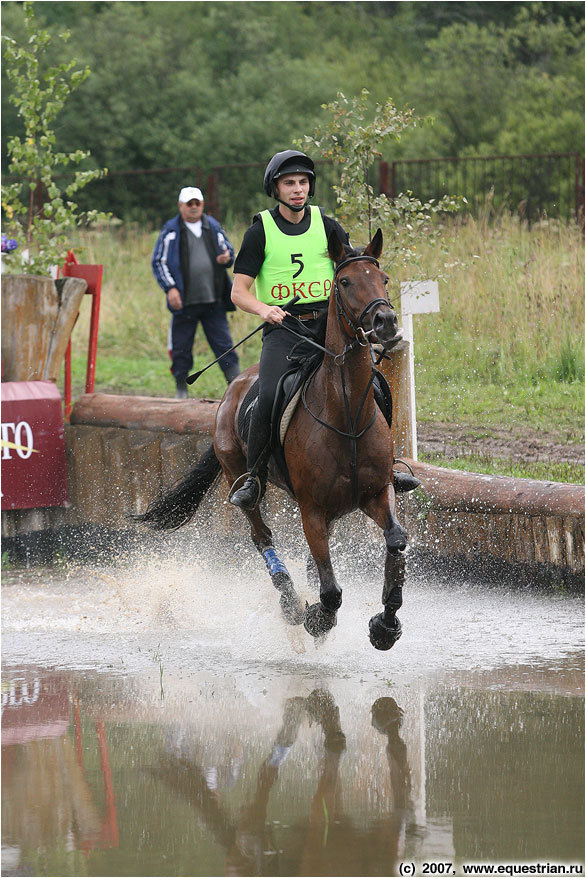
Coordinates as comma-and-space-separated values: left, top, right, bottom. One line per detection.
2, 2, 108, 273
2, 2, 583, 198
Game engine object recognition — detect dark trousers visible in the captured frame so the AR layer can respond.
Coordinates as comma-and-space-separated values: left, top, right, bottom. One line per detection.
247, 314, 325, 469
170, 303, 239, 382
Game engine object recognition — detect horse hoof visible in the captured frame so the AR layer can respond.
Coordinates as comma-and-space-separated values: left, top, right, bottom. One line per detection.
371, 697, 404, 734
369, 613, 402, 651
279, 591, 305, 626
304, 601, 337, 638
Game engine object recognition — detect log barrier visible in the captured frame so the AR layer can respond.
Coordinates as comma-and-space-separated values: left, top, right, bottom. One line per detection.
2, 393, 583, 592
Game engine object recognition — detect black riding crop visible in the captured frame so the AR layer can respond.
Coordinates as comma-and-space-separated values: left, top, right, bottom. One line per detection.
185, 295, 301, 384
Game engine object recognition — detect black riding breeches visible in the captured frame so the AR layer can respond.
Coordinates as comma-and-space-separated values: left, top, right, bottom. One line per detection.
246, 314, 326, 470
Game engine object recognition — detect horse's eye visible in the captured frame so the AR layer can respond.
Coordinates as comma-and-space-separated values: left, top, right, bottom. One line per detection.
339, 277, 350, 287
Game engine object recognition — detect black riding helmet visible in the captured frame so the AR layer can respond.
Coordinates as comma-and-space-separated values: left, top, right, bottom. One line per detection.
263, 150, 316, 211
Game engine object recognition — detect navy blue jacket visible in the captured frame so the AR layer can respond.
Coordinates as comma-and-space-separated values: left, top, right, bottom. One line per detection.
152, 213, 235, 312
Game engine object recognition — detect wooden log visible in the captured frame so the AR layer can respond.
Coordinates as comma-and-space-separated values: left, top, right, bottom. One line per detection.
406, 460, 583, 518
71, 393, 219, 435
63, 394, 583, 580
63, 424, 107, 526
513, 514, 536, 565
127, 433, 163, 518
564, 517, 585, 574
43, 277, 88, 381
545, 516, 564, 567
531, 517, 550, 565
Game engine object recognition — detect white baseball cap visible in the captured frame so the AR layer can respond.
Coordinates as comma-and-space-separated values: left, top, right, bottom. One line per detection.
178, 186, 204, 203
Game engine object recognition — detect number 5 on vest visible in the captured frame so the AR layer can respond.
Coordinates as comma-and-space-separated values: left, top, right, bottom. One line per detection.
290, 253, 304, 278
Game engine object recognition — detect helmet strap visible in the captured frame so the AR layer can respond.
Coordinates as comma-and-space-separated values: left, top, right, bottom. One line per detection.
275, 195, 310, 213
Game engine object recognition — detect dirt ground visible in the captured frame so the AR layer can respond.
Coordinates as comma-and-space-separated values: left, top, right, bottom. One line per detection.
417, 422, 585, 465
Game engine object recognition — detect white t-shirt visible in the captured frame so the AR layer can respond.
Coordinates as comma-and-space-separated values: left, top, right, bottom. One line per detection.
184, 220, 202, 238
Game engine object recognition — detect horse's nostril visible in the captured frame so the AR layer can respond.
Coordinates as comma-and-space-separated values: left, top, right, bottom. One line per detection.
373, 312, 397, 335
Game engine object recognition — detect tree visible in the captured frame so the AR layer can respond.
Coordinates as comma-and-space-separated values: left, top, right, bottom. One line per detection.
399, 4, 584, 159
1, 1, 108, 275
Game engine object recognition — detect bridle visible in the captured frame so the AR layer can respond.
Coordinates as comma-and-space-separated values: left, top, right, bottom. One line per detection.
333, 255, 395, 347
297, 253, 398, 507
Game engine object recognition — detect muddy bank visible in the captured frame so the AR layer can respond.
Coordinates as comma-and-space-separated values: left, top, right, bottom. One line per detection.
418, 421, 584, 465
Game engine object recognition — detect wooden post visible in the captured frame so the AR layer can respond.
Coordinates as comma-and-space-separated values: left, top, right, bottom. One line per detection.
378, 339, 415, 461
379, 281, 441, 461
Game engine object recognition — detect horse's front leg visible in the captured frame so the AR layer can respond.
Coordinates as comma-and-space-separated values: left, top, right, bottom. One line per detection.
361, 484, 407, 651
222, 453, 304, 626
299, 506, 341, 638
241, 506, 305, 626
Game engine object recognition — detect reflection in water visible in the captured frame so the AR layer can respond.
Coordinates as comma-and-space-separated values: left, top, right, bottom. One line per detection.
154, 690, 411, 876
1, 664, 584, 877
1, 672, 118, 876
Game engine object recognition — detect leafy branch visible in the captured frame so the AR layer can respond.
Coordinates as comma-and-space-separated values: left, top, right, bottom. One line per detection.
1, 1, 109, 275
298, 89, 465, 277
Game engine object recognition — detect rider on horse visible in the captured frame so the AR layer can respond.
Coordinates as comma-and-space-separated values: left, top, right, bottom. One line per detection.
229, 150, 419, 511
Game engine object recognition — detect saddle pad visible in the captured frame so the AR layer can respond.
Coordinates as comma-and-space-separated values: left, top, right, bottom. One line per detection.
279, 387, 303, 445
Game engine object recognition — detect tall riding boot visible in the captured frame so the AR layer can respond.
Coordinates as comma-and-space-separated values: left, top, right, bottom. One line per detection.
229, 446, 270, 510
393, 471, 421, 493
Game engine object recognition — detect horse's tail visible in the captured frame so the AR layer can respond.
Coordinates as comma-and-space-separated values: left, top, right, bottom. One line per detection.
133, 442, 221, 531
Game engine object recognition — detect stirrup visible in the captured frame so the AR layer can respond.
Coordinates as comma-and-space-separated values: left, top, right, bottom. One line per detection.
228, 472, 263, 509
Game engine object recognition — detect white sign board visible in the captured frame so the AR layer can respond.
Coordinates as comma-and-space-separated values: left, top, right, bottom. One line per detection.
400, 280, 440, 315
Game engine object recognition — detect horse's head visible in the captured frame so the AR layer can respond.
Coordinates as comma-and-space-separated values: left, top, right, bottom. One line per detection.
327, 228, 402, 350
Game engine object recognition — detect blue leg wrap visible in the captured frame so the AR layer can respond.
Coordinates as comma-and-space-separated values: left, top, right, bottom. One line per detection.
262, 547, 290, 580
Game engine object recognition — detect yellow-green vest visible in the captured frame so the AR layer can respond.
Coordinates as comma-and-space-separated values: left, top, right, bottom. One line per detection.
255, 206, 334, 305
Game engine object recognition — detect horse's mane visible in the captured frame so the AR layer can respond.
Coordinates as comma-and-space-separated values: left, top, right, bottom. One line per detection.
335, 242, 364, 265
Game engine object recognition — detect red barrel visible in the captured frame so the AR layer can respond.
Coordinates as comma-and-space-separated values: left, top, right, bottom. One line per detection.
1, 381, 68, 509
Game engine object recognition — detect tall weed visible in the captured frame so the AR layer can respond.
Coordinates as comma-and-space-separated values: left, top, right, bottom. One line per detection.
406, 214, 585, 391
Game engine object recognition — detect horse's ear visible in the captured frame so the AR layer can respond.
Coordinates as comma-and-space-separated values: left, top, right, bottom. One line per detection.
327, 229, 346, 265
364, 228, 383, 260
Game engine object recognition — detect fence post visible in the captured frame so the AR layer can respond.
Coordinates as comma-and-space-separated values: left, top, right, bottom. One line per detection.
391, 161, 397, 199
575, 153, 585, 226
206, 169, 220, 218
379, 161, 390, 196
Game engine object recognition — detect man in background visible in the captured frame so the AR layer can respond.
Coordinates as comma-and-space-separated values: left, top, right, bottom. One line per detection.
152, 186, 240, 398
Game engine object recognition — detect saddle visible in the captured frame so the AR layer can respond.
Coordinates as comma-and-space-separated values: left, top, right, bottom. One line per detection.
237, 354, 394, 492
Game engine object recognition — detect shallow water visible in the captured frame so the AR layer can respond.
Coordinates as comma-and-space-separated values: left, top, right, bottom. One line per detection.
1, 553, 584, 877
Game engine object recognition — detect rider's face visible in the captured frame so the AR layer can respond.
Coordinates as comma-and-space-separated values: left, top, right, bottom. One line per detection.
275, 174, 310, 209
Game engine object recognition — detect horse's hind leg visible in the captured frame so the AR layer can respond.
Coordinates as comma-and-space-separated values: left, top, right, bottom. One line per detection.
300, 507, 341, 639
361, 485, 407, 651
241, 504, 305, 626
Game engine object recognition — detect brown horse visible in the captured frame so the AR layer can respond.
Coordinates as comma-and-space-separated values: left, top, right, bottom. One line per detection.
137, 228, 408, 650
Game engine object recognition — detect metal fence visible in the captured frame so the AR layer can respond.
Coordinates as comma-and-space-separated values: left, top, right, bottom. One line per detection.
385, 152, 584, 224
5, 152, 583, 228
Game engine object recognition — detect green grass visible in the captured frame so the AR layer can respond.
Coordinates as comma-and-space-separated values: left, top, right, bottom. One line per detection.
415, 379, 584, 439
64, 215, 584, 482
419, 452, 584, 485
